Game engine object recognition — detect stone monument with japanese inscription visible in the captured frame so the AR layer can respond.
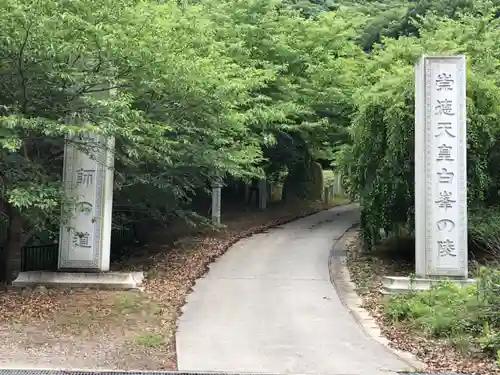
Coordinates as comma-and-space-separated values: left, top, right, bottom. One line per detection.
13, 131, 144, 289
383, 55, 475, 294
58, 132, 114, 271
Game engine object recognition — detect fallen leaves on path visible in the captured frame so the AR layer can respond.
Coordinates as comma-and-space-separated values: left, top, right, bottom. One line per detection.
0, 201, 338, 370
345, 236, 500, 375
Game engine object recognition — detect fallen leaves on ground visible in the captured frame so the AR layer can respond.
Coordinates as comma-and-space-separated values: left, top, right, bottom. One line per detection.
345, 236, 500, 375
0, 201, 340, 370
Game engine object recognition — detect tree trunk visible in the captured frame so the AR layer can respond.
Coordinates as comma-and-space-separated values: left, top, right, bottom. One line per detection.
2, 213, 24, 284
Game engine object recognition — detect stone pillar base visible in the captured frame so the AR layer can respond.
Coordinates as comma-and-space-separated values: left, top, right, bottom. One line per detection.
12, 271, 144, 290
382, 275, 476, 295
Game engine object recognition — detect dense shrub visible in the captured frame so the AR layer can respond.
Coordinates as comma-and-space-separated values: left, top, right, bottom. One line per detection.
469, 207, 500, 261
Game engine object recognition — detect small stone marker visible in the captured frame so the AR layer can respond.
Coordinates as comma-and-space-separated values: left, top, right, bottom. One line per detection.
211, 181, 222, 225
323, 185, 334, 204
58, 133, 115, 271
383, 55, 473, 294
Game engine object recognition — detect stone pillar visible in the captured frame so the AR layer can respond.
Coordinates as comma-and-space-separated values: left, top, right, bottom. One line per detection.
211, 181, 222, 225
58, 133, 114, 271
258, 179, 267, 209
383, 55, 472, 294
324, 185, 334, 204
335, 174, 342, 197
415, 55, 467, 278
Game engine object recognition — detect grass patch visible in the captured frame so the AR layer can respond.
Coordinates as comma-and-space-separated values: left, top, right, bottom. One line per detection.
113, 293, 143, 314
51, 291, 161, 334
136, 332, 166, 347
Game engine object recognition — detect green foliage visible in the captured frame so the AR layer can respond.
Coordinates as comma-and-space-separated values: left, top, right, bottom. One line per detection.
469, 207, 500, 259
284, 160, 324, 201
281, 0, 337, 18
0, 0, 366, 277
0, 0, 282, 280
340, 5, 500, 248
283, 161, 314, 200
386, 281, 479, 336
386, 268, 500, 357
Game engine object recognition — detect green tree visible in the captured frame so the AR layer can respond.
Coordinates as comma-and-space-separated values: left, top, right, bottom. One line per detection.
202, 0, 365, 194
340, 7, 500, 248
0, 0, 279, 281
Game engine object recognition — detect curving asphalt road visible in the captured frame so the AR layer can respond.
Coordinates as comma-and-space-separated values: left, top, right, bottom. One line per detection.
176, 204, 410, 375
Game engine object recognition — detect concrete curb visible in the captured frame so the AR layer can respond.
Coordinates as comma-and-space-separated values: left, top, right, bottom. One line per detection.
328, 226, 425, 372
12, 271, 144, 290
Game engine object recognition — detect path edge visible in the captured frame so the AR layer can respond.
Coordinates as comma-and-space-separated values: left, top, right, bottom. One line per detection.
328, 226, 425, 372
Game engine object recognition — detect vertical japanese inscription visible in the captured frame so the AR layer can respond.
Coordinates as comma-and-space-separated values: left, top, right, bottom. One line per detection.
433, 69, 457, 258
60, 132, 102, 266
70, 134, 98, 251
425, 56, 467, 276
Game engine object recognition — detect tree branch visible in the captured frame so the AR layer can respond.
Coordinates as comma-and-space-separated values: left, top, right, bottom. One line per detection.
70, 54, 82, 68
19, 227, 37, 249
91, 37, 103, 74
18, 21, 32, 114
83, 84, 130, 94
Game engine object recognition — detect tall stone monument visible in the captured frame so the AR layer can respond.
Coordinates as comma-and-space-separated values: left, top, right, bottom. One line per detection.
58, 133, 115, 271
383, 55, 474, 294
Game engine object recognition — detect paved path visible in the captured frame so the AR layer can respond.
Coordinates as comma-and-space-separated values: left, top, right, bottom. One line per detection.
176, 204, 409, 375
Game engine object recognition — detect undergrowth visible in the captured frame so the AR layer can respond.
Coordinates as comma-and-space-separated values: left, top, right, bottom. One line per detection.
470, 207, 500, 263
386, 267, 500, 365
